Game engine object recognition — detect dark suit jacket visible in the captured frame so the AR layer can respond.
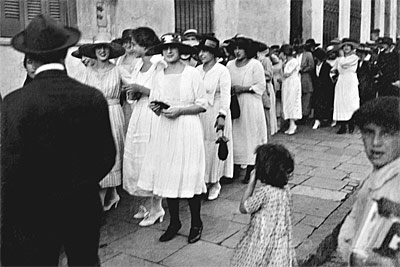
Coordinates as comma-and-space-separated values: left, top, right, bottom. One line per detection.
299, 51, 315, 93
312, 61, 334, 120
357, 59, 376, 104
1, 70, 116, 239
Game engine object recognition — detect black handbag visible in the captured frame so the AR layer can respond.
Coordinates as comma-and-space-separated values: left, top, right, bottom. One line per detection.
216, 133, 229, 161
230, 94, 240, 119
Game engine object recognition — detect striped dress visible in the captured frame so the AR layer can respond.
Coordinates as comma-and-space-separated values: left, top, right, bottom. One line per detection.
79, 64, 131, 188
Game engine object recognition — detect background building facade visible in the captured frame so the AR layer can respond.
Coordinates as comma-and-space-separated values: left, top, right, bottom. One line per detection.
0, 0, 398, 97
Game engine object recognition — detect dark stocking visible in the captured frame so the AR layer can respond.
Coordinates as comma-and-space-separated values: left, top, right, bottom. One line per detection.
187, 194, 202, 228
242, 165, 255, 183
166, 198, 181, 227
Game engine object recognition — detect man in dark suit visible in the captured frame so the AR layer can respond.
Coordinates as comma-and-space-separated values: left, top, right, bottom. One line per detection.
297, 43, 315, 122
1, 15, 116, 266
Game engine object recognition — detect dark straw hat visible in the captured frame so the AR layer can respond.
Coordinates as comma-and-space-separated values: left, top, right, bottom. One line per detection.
196, 36, 222, 57
71, 44, 92, 58
11, 14, 81, 54
253, 40, 269, 52
80, 32, 125, 59
146, 33, 197, 56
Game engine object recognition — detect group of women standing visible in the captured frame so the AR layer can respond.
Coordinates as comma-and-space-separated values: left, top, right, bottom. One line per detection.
71, 27, 270, 244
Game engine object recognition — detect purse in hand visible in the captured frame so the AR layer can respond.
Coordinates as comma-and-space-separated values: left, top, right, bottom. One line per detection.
230, 94, 240, 119
216, 134, 229, 161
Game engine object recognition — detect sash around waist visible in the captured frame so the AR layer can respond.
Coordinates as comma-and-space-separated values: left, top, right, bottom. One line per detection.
107, 99, 120, 105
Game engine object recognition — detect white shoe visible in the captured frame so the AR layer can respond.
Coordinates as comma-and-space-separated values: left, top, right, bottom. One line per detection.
331, 121, 337, 127
133, 205, 149, 219
139, 209, 165, 227
103, 195, 120, 211
208, 182, 221, 200
312, 120, 321, 130
286, 126, 297, 135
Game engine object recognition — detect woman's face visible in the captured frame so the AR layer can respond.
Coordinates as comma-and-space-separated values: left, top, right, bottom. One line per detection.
95, 45, 110, 61
234, 47, 247, 61
25, 58, 36, 78
279, 52, 286, 61
122, 38, 135, 54
131, 38, 147, 58
162, 45, 180, 63
198, 49, 214, 64
342, 44, 352, 54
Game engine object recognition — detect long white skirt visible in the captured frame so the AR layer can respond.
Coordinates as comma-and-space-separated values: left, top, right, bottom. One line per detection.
282, 75, 302, 120
333, 73, 360, 121
199, 97, 234, 184
137, 112, 207, 198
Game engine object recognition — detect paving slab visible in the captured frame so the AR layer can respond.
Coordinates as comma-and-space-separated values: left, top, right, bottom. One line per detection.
221, 228, 245, 249
308, 168, 348, 180
291, 185, 347, 201
161, 241, 233, 267
289, 174, 310, 185
301, 215, 326, 228
103, 253, 165, 267
335, 163, 372, 174
197, 215, 243, 244
292, 194, 341, 217
293, 223, 315, 248
300, 158, 341, 169
302, 177, 348, 191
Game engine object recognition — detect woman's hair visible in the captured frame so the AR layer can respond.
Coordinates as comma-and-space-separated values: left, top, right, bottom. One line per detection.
351, 96, 400, 133
280, 44, 294, 57
233, 37, 255, 59
121, 29, 134, 44
132, 27, 161, 49
255, 143, 294, 188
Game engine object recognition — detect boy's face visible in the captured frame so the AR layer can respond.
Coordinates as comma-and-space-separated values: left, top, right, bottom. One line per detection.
361, 123, 400, 169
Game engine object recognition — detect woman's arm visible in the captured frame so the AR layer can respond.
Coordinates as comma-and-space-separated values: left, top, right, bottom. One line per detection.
239, 171, 257, 214
162, 104, 206, 119
122, 83, 151, 96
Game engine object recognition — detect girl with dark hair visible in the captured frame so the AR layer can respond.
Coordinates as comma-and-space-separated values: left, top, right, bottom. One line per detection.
23, 55, 36, 85
122, 27, 165, 227
227, 37, 268, 184
232, 143, 297, 267
280, 44, 302, 135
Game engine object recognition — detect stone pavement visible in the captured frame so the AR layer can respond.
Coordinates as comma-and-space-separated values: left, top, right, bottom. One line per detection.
67, 125, 370, 267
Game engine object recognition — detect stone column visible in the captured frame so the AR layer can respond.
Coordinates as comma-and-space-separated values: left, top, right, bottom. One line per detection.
338, 0, 351, 38
389, 0, 397, 40
302, 0, 323, 44
360, 0, 372, 42
374, 0, 385, 33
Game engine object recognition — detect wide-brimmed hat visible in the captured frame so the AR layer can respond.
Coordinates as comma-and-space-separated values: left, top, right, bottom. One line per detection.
11, 14, 81, 54
183, 29, 200, 40
253, 41, 269, 52
377, 36, 393, 46
71, 44, 92, 58
339, 38, 359, 49
356, 44, 372, 54
146, 33, 197, 56
80, 32, 125, 59
196, 36, 222, 57
313, 47, 327, 61
305, 38, 320, 47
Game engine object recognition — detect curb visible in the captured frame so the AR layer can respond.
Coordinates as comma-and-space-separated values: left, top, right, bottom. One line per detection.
297, 194, 357, 266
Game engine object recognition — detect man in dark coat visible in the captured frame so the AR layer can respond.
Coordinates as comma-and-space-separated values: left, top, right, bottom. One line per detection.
356, 44, 376, 105
1, 15, 116, 266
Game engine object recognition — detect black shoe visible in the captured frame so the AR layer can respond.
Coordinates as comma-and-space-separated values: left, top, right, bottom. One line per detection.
159, 224, 181, 242
220, 176, 233, 185
242, 177, 249, 184
337, 125, 347, 134
348, 123, 355, 134
188, 224, 203, 243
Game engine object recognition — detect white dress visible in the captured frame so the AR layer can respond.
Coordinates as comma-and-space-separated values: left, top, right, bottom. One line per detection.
137, 65, 208, 198
332, 54, 360, 121
197, 63, 234, 183
282, 58, 302, 120
227, 59, 268, 165
123, 58, 164, 196
79, 65, 131, 188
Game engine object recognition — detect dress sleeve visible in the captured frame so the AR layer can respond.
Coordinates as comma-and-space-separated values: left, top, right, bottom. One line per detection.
249, 60, 267, 95
341, 54, 359, 69
192, 70, 208, 110
284, 59, 298, 76
244, 186, 269, 214
218, 66, 231, 116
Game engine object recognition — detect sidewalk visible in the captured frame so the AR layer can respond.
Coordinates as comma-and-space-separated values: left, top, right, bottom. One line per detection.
73, 125, 369, 266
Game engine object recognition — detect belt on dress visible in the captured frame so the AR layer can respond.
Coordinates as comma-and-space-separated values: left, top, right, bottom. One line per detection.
107, 99, 120, 105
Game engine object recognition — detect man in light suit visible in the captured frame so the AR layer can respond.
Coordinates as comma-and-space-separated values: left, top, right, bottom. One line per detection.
1, 14, 116, 266
297, 43, 315, 122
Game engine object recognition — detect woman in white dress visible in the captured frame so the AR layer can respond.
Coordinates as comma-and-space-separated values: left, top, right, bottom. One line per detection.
122, 27, 166, 227
79, 32, 130, 210
279, 44, 302, 135
227, 37, 267, 184
137, 33, 207, 243
196, 36, 233, 200
332, 39, 360, 134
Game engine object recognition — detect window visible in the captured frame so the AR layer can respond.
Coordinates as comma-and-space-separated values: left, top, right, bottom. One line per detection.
0, 0, 77, 37
174, 0, 213, 35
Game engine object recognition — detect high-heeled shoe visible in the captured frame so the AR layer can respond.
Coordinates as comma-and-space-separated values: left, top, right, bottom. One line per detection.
312, 120, 321, 130
188, 224, 203, 243
159, 223, 182, 242
133, 205, 149, 219
139, 209, 165, 227
286, 126, 297, 135
104, 195, 120, 211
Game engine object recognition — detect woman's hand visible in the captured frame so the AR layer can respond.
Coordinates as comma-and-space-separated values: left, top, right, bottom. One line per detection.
214, 116, 225, 131
162, 107, 181, 119
149, 102, 162, 116
122, 83, 142, 93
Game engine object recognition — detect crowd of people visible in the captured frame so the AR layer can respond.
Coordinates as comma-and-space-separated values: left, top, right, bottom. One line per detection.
2, 14, 400, 266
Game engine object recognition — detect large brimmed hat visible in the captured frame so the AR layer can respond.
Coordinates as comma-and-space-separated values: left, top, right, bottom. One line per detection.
196, 36, 222, 57
253, 40, 269, 52
356, 43, 372, 54
305, 38, 320, 47
183, 29, 199, 39
71, 44, 91, 58
11, 14, 81, 54
80, 32, 125, 59
339, 38, 359, 49
146, 33, 197, 56
313, 47, 327, 61
377, 36, 393, 46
